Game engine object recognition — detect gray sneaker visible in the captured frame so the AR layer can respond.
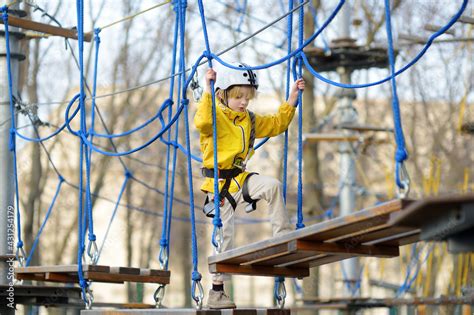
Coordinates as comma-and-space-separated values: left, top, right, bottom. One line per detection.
207, 289, 236, 309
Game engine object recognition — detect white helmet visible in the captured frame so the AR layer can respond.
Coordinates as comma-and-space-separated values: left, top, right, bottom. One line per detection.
214, 62, 259, 91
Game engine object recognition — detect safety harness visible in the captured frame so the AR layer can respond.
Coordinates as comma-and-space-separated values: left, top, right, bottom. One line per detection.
202, 111, 260, 217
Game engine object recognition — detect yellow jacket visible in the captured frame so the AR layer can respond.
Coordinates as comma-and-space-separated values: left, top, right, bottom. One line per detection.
194, 92, 296, 193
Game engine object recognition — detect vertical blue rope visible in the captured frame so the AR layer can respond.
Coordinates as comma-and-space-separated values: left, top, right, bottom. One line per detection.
75, 0, 89, 301
1, 8, 25, 256
197, 0, 223, 248
180, 0, 203, 290
159, 2, 180, 269
282, 0, 294, 202
384, 0, 408, 189
295, 0, 305, 230
26, 177, 64, 266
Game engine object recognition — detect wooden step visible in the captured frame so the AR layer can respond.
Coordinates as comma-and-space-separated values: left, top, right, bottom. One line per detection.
15, 264, 170, 285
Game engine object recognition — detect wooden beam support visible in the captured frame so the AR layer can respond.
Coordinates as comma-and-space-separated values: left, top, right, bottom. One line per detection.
1, 15, 92, 42
294, 240, 399, 257
209, 263, 309, 278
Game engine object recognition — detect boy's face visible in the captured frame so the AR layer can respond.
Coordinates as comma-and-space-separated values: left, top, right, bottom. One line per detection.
227, 86, 255, 113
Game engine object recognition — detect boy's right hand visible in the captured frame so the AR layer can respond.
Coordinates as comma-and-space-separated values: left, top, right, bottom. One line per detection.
205, 68, 217, 93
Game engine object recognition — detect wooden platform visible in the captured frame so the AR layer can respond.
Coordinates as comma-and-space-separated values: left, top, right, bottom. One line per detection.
209, 199, 419, 278
15, 264, 170, 285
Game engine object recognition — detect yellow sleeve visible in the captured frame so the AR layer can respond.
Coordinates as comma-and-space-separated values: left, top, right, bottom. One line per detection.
193, 92, 214, 135
254, 102, 296, 138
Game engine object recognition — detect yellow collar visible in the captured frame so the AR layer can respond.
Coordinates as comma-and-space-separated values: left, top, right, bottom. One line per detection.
219, 102, 247, 121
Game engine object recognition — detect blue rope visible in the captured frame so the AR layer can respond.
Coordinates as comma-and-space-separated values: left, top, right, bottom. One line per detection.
282, 0, 294, 202
75, 0, 89, 301
196, 0, 223, 249
26, 177, 64, 266
295, 0, 305, 230
384, 0, 408, 189
77, 103, 185, 156
180, 0, 203, 298
159, 5, 180, 270
0, 7, 25, 257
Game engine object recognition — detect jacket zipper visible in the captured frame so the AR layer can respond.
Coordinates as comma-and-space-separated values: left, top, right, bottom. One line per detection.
234, 117, 246, 155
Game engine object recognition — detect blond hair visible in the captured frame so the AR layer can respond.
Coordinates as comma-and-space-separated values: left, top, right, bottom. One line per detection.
216, 85, 256, 103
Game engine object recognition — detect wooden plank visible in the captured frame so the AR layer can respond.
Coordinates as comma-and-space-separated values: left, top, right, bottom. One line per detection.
390, 194, 474, 227
209, 263, 309, 278
15, 264, 110, 274
0, 16, 92, 42
235, 243, 296, 266
15, 264, 170, 284
45, 272, 78, 283
332, 225, 414, 244
374, 230, 420, 246
85, 271, 170, 284
308, 254, 355, 268
301, 200, 413, 242
295, 240, 399, 257
14, 273, 45, 281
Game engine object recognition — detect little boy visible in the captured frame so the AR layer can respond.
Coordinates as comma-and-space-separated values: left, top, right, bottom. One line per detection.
194, 63, 305, 309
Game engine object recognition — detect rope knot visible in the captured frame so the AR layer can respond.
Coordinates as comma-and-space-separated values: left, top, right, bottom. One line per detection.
296, 222, 305, 229
89, 234, 96, 241
1, 7, 8, 21
124, 169, 133, 178
58, 175, 65, 183
395, 148, 408, 163
181, 98, 190, 106
191, 271, 202, 281
79, 279, 88, 288
202, 50, 213, 62
160, 239, 168, 247
17, 241, 23, 248
212, 217, 222, 228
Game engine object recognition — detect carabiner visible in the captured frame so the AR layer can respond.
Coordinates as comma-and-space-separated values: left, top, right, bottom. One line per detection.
192, 279, 204, 310
87, 240, 99, 265
83, 287, 94, 310
158, 246, 169, 270
396, 162, 410, 199
274, 279, 287, 309
154, 284, 166, 308
212, 226, 224, 254
16, 246, 26, 267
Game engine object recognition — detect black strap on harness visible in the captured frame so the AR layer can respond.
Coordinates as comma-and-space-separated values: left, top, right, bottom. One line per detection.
242, 172, 259, 212
202, 167, 241, 217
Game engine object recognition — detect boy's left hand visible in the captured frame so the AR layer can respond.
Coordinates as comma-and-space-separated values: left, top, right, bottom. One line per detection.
288, 78, 305, 107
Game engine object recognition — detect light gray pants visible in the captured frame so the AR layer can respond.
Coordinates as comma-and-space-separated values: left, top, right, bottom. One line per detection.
210, 174, 292, 283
